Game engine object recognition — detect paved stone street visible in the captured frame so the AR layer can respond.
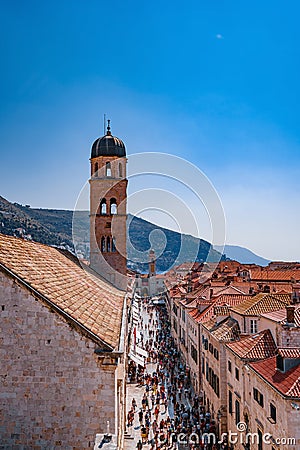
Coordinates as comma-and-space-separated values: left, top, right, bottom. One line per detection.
124, 300, 192, 450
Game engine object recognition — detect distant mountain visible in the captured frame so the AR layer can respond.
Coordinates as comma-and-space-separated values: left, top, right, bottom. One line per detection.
0, 195, 223, 272
0, 196, 74, 250
214, 244, 270, 266
1, 194, 269, 273
127, 214, 222, 272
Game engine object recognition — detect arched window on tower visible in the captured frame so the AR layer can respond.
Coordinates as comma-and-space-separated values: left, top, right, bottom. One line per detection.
100, 199, 107, 215
110, 198, 117, 215
112, 237, 116, 252
94, 162, 98, 176
107, 236, 111, 252
101, 237, 106, 252
119, 162, 122, 178
106, 162, 112, 177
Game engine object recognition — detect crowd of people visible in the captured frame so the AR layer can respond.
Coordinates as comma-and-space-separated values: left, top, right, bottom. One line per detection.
126, 298, 229, 450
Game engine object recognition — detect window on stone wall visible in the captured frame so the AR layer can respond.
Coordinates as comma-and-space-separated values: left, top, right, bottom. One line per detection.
106, 161, 112, 177
214, 348, 219, 360
235, 368, 239, 380
253, 388, 264, 407
182, 309, 186, 322
94, 162, 98, 175
173, 319, 177, 333
250, 319, 258, 334
119, 162, 122, 178
107, 237, 111, 252
216, 376, 219, 397
235, 399, 240, 424
228, 390, 233, 414
270, 403, 276, 423
100, 199, 107, 215
191, 343, 198, 363
112, 237, 116, 252
110, 198, 117, 215
101, 237, 106, 252
228, 360, 232, 372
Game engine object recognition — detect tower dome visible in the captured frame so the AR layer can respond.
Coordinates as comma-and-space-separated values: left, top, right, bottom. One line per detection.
91, 120, 126, 158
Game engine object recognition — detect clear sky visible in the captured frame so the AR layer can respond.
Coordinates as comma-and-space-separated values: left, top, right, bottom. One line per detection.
1, 1, 300, 261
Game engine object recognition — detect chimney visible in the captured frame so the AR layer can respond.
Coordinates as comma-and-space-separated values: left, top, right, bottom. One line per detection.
286, 305, 295, 325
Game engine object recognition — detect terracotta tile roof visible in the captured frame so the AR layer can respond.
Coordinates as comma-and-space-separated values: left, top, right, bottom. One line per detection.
188, 308, 202, 320
249, 356, 300, 398
250, 268, 300, 282
203, 317, 240, 342
278, 348, 300, 359
260, 305, 300, 326
189, 294, 251, 324
231, 293, 290, 316
226, 329, 277, 361
213, 285, 248, 296
0, 233, 125, 350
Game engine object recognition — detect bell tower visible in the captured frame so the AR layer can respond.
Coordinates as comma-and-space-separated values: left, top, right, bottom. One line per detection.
149, 249, 156, 277
89, 120, 127, 290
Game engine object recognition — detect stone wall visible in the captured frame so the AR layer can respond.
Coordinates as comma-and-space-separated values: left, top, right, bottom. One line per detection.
245, 367, 300, 450
0, 272, 117, 450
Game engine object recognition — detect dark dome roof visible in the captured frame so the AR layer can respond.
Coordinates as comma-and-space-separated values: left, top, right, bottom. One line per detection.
91, 121, 126, 158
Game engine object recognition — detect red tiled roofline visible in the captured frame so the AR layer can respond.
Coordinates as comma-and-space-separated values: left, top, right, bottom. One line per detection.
0, 262, 115, 352
248, 357, 300, 399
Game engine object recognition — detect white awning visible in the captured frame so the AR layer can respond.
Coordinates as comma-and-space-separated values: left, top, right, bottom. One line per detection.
135, 345, 148, 358
128, 351, 145, 367
132, 312, 139, 322
132, 303, 139, 313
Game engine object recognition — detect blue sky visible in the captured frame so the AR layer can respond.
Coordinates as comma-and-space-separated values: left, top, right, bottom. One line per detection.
1, 1, 300, 261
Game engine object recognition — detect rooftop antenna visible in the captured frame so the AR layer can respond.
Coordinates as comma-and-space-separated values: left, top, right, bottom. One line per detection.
103, 114, 106, 134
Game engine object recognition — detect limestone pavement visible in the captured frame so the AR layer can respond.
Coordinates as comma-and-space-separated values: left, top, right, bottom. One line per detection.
124, 301, 191, 450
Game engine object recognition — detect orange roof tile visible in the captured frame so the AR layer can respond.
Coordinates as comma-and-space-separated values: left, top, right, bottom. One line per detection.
226, 330, 277, 360
231, 293, 290, 316
250, 268, 300, 282
203, 317, 240, 342
249, 356, 300, 398
0, 234, 124, 349
260, 305, 300, 326
278, 348, 300, 359
190, 294, 252, 324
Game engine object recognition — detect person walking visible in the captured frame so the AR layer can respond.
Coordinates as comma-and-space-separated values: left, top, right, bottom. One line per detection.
138, 409, 143, 425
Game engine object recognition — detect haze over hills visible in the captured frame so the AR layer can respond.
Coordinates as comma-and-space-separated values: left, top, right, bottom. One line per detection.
0, 194, 273, 272
214, 245, 270, 267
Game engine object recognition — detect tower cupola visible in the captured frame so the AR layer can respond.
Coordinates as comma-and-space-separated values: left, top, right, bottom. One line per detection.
91, 120, 126, 158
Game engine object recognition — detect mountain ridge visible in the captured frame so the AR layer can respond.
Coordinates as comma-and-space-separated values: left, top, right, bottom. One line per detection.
214, 244, 270, 267
0, 195, 273, 271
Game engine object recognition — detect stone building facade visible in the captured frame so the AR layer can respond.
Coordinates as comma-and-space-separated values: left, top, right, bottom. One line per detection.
0, 234, 127, 449
245, 357, 300, 450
